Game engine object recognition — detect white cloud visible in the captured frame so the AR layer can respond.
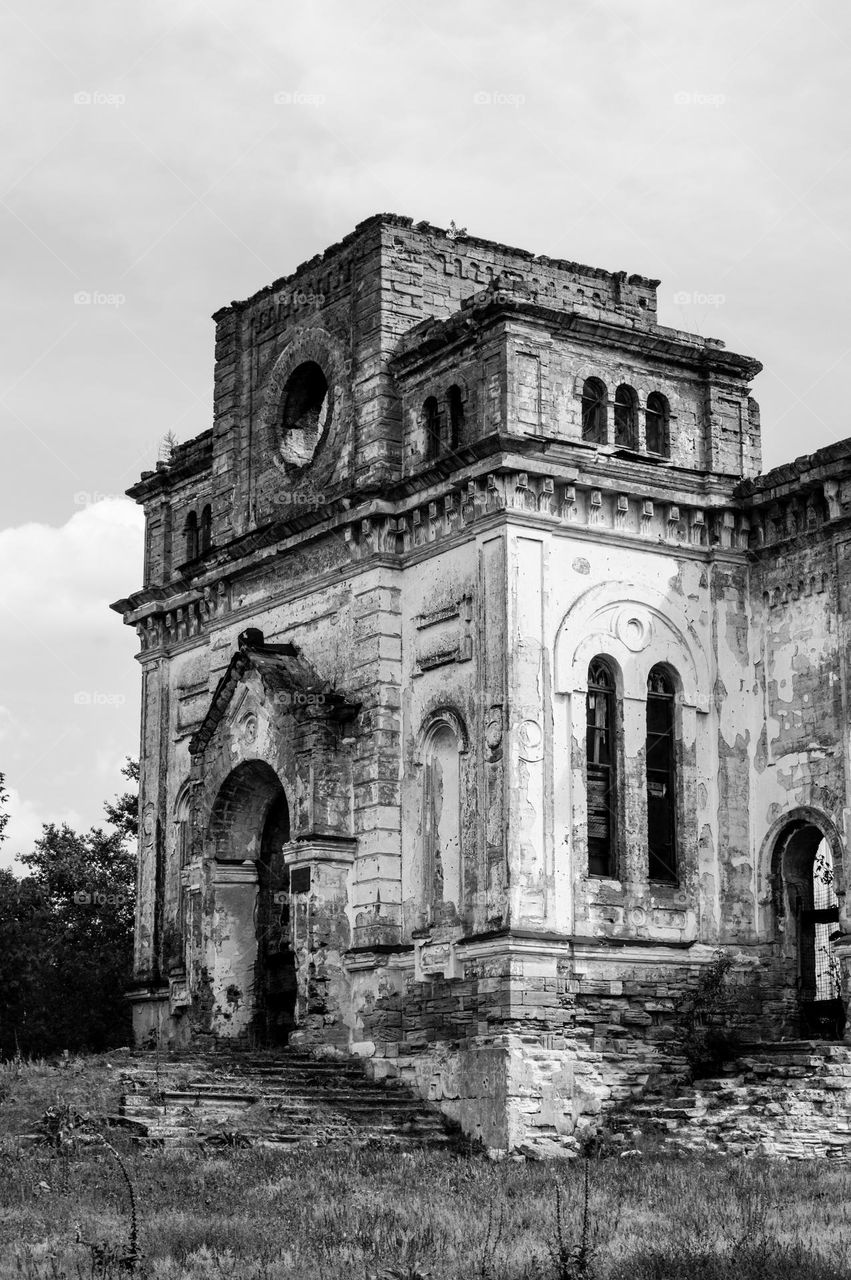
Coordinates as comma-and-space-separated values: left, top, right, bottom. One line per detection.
0, 501, 143, 872
0, 498, 144, 641
1, 786, 83, 872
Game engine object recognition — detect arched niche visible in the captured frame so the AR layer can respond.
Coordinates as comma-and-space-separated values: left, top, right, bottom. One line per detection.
415, 709, 469, 928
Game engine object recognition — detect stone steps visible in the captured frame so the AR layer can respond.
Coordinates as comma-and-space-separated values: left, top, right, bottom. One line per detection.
617, 1042, 851, 1160
118, 1049, 457, 1150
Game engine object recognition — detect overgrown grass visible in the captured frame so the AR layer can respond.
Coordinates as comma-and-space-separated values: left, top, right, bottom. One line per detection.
1, 1055, 849, 1278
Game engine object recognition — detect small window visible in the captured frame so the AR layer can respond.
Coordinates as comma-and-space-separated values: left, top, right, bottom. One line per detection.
581, 378, 607, 443
647, 666, 677, 881
586, 658, 617, 877
199, 505, 212, 554
447, 385, 464, 450
183, 511, 198, 561
646, 392, 670, 457
614, 384, 638, 450
424, 396, 441, 459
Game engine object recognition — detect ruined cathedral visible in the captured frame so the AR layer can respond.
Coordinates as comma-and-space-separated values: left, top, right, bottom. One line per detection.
113, 214, 850, 1154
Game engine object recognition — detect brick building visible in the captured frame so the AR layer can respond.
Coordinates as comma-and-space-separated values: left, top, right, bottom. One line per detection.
112, 214, 851, 1154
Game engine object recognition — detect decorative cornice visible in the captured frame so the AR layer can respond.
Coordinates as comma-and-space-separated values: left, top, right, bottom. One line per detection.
114, 463, 756, 656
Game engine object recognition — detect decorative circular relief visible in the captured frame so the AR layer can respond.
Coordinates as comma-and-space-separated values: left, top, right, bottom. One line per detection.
240, 714, 258, 746
516, 719, 544, 761
615, 607, 653, 652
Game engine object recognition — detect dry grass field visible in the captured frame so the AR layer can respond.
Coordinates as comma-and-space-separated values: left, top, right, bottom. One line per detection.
1, 1054, 850, 1279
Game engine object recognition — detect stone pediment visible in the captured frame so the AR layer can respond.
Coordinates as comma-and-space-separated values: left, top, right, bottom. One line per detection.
189, 628, 359, 758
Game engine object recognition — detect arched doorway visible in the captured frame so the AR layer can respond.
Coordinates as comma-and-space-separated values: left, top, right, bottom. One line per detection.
207, 761, 297, 1045
773, 819, 845, 1040
255, 791, 296, 1045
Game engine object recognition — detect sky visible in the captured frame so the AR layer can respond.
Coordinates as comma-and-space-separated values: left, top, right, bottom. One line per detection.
1, 0, 850, 868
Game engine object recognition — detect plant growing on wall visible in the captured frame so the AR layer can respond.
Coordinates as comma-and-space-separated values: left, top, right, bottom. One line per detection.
674, 949, 740, 1079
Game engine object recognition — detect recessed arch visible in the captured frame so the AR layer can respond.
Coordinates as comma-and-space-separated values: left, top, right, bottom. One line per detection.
207, 759, 288, 862
554, 581, 709, 707
761, 808, 846, 1040
416, 708, 469, 928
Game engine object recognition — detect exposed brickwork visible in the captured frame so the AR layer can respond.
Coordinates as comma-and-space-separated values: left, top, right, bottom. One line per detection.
116, 215, 851, 1156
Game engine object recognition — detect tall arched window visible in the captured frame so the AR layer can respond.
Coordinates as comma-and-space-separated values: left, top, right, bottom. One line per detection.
581, 378, 607, 443
645, 392, 670, 457
447, 385, 464, 450
424, 396, 441, 460
183, 510, 198, 561
614, 384, 638, 449
199, 504, 212, 554
586, 658, 617, 876
423, 720, 462, 923
647, 665, 677, 881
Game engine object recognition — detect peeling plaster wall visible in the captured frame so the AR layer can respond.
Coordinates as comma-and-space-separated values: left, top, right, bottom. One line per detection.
122, 215, 851, 1153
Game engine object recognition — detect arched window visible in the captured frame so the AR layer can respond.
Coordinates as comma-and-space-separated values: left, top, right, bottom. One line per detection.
183, 510, 198, 561
199, 504, 212, 554
645, 392, 670, 457
174, 785, 192, 868
424, 396, 441, 459
447, 385, 464, 450
647, 666, 677, 881
586, 658, 617, 876
581, 378, 607, 443
423, 720, 463, 923
614, 384, 638, 450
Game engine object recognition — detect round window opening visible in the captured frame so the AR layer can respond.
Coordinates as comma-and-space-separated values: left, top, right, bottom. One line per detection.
278, 360, 331, 468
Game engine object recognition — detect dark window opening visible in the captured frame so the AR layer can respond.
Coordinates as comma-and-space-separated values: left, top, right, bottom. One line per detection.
183, 510, 198, 561
581, 378, 606, 444
280, 361, 329, 465
424, 396, 441, 459
199, 504, 212, 554
614, 384, 639, 450
647, 665, 677, 881
646, 392, 670, 457
447, 385, 464, 450
586, 658, 617, 877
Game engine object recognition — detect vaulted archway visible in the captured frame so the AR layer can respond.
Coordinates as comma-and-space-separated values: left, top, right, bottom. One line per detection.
206, 761, 296, 1043
769, 814, 846, 1040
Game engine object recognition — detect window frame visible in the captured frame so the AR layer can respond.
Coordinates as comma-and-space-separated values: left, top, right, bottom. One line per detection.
423, 395, 441, 460
645, 392, 670, 457
585, 656, 619, 878
614, 384, 639, 450
646, 664, 678, 883
581, 378, 607, 444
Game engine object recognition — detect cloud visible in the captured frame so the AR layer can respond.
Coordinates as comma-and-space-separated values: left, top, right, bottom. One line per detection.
1, 786, 83, 872
0, 500, 143, 873
0, 498, 143, 642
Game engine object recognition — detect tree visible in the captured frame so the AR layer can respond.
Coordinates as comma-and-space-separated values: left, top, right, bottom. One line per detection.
0, 772, 8, 846
0, 760, 138, 1059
